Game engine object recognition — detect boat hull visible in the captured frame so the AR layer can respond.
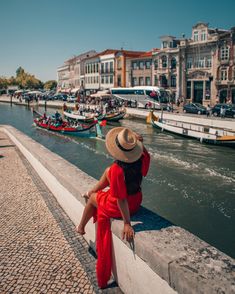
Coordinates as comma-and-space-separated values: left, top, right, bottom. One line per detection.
34, 119, 98, 138
148, 111, 235, 146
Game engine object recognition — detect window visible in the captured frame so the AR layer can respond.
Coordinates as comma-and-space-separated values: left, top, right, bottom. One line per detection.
110, 75, 113, 84
139, 77, 144, 85
101, 63, 104, 74
171, 75, 176, 87
187, 58, 192, 69
132, 77, 138, 86
171, 57, 177, 69
146, 61, 151, 69
110, 62, 114, 73
105, 76, 109, 83
162, 41, 168, 48
187, 81, 191, 99
145, 77, 151, 86
139, 61, 144, 69
101, 76, 104, 84
206, 57, 212, 67
105, 63, 109, 73
193, 31, 199, 42
96, 63, 99, 73
221, 69, 227, 80
132, 62, 138, 69
201, 30, 207, 41
221, 46, 229, 61
154, 75, 158, 86
161, 55, 167, 68
199, 57, 205, 68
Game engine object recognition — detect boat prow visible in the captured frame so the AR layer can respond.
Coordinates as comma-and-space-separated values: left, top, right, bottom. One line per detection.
148, 111, 235, 147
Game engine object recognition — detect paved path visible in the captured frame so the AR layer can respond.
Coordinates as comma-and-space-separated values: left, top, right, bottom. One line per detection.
0, 131, 121, 293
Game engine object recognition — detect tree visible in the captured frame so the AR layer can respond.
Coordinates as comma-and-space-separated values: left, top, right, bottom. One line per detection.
0, 77, 9, 89
16, 66, 25, 77
44, 80, 57, 90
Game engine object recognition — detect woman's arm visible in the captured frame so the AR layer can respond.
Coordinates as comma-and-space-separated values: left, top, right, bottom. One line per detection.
86, 167, 110, 197
117, 198, 135, 242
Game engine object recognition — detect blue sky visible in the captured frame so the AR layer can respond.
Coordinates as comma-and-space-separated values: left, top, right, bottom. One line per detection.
0, 0, 234, 82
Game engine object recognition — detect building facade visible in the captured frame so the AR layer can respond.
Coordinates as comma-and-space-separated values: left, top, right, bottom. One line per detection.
57, 23, 235, 105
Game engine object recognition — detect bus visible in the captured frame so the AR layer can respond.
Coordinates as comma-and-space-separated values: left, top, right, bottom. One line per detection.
110, 86, 170, 109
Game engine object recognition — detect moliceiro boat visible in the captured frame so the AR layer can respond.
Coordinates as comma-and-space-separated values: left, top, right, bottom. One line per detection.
34, 117, 104, 139
147, 111, 235, 146
101, 110, 126, 122
63, 110, 96, 123
63, 109, 126, 123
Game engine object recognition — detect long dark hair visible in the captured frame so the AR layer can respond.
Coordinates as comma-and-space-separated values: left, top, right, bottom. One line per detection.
116, 157, 142, 195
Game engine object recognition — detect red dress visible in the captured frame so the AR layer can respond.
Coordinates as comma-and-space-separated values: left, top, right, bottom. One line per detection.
95, 149, 150, 288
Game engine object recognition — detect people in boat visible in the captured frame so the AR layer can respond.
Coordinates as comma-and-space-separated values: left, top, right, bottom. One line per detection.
75, 127, 150, 288
62, 103, 68, 112
74, 103, 79, 112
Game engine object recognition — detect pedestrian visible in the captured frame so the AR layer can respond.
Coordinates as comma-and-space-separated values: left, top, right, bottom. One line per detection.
206, 104, 211, 117
76, 127, 150, 288
220, 106, 226, 118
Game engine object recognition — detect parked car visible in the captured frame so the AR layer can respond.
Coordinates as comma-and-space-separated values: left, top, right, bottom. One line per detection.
211, 104, 235, 118
183, 103, 207, 115
67, 95, 77, 103
52, 94, 68, 101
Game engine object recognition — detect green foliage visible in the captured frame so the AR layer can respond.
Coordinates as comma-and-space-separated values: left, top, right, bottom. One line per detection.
2, 66, 45, 89
44, 80, 57, 90
0, 76, 9, 89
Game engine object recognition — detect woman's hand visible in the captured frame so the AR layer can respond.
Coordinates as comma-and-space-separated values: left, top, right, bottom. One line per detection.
122, 223, 135, 242
82, 190, 94, 199
134, 132, 143, 142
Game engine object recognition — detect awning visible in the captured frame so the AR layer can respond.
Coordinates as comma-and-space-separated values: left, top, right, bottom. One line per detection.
61, 88, 71, 93
90, 90, 111, 99
71, 87, 80, 93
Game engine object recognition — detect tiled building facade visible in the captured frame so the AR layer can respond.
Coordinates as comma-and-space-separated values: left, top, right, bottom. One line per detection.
57, 23, 235, 105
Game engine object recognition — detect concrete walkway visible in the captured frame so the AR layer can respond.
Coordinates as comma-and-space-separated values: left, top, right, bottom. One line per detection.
0, 131, 120, 293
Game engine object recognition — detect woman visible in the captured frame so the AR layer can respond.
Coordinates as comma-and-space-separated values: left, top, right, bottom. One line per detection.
76, 127, 150, 288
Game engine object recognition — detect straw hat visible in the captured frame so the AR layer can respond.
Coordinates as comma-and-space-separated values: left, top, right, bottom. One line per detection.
105, 127, 143, 163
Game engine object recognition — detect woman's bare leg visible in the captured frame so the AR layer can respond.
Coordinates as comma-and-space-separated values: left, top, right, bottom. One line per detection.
76, 193, 98, 235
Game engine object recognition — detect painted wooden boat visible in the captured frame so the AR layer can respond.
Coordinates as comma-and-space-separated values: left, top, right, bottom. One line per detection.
63, 110, 96, 123
147, 111, 235, 146
100, 110, 126, 122
34, 118, 104, 138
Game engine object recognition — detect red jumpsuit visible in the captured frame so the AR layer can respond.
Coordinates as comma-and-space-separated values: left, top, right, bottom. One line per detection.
95, 149, 150, 288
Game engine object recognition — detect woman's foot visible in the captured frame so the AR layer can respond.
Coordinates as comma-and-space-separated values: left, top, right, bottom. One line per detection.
75, 225, 85, 235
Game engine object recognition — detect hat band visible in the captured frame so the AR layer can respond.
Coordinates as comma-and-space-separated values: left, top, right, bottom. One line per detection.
115, 135, 135, 152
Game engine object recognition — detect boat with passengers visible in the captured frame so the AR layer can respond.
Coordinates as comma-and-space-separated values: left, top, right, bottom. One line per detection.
147, 110, 235, 146
111, 86, 170, 109
33, 113, 104, 138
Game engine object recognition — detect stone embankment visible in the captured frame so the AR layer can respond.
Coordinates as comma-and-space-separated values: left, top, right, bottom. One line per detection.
0, 124, 234, 294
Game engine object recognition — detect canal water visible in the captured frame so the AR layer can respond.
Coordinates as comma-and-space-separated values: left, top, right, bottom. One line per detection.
0, 103, 234, 258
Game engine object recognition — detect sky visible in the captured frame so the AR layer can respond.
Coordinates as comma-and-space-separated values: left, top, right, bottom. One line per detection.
0, 0, 234, 82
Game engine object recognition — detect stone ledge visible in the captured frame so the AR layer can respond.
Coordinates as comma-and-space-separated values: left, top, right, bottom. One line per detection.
1, 125, 234, 294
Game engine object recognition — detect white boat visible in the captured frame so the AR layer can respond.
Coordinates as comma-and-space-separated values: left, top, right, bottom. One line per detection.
147, 111, 235, 146
63, 110, 96, 123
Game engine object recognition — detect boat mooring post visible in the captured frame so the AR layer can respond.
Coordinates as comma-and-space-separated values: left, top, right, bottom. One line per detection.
44, 100, 47, 111
161, 107, 164, 121
10, 95, 13, 106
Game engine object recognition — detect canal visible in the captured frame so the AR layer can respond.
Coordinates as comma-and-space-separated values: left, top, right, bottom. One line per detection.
0, 102, 234, 258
